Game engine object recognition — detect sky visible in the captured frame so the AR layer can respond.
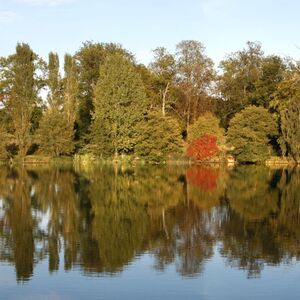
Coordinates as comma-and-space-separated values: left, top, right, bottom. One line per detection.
0, 0, 300, 66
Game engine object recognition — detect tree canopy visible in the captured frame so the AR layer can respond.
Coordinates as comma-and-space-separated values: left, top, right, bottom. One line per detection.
0, 40, 299, 163
227, 106, 278, 162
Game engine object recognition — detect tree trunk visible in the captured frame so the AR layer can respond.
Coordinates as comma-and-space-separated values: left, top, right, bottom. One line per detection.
162, 82, 170, 117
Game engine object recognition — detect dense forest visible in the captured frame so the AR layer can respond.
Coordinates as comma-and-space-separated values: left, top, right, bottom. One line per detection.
0, 40, 300, 163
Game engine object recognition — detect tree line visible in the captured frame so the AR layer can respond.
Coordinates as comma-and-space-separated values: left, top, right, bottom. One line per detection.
0, 40, 300, 163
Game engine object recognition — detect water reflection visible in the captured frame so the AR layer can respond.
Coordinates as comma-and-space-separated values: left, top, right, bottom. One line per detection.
0, 165, 300, 282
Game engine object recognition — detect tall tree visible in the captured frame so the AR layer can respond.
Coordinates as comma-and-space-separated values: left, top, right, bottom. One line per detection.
5, 43, 41, 159
175, 40, 215, 127
75, 42, 133, 144
37, 53, 74, 156
268, 63, 300, 158
279, 96, 300, 160
216, 42, 286, 127
90, 53, 149, 156
150, 47, 176, 116
48, 52, 61, 108
63, 54, 78, 126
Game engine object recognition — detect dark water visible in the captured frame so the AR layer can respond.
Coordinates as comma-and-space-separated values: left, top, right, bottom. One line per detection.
0, 164, 300, 299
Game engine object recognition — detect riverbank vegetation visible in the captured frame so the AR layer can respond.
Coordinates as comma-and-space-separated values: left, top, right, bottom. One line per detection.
0, 41, 300, 164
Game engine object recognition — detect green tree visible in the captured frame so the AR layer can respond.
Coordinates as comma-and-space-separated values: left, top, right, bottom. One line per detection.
63, 54, 78, 127
227, 106, 278, 162
175, 40, 215, 127
75, 42, 133, 145
279, 96, 300, 160
37, 53, 74, 156
217, 42, 286, 127
37, 109, 74, 156
135, 112, 183, 161
4, 43, 43, 159
0, 124, 9, 159
187, 112, 225, 145
217, 42, 263, 127
254, 55, 286, 107
271, 67, 300, 159
150, 47, 176, 116
48, 52, 61, 108
90, 53, 149, 156
135, 64, 161, 110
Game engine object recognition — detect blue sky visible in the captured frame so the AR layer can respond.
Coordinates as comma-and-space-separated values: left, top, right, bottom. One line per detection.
0, 0, 299, 66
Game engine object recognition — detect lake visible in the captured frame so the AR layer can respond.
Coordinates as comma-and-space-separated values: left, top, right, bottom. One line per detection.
0, 164, 300, 299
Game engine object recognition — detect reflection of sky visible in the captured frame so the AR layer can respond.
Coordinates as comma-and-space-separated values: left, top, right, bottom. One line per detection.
0, 198, 5, 219
0, 247, 300, 300
33, 208, 50, 233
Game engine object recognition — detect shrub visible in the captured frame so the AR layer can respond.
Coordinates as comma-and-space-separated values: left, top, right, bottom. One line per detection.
186, 134, 219, 161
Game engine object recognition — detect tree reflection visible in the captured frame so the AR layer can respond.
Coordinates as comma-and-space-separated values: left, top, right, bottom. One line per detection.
0, 168, 36, 282
220, 166, 300, 278
1, 164, 300, 281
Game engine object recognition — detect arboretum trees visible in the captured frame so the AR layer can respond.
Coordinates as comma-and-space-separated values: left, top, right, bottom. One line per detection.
1, 40, 300, 162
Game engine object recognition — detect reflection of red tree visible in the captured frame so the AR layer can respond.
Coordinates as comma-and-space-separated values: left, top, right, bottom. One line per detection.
187, 166, 219, 191
186, 134, 219, 161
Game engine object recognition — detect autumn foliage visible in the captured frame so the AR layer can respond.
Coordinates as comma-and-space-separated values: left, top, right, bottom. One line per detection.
186, 166, 219, 191
186, 134, 219, 161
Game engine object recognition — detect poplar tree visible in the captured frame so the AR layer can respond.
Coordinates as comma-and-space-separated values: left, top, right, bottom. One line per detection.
90, 53, 149, 156
8, 43, 38, 159
48, 52, 61, 108
64, 54, 78, 125
37, 53, 75, 156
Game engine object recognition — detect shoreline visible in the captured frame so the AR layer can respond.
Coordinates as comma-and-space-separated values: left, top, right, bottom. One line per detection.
0, 155, 298, 168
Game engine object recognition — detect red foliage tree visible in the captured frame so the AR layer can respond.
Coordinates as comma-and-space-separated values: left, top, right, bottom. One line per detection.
186, 134, 219, 161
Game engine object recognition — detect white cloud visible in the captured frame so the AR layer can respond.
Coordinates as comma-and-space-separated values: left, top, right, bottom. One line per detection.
14, 0, 75, 6
0, 11, 16, 23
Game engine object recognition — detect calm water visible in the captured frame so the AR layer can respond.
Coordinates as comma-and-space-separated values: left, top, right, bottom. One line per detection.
0, 164, 300, 299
